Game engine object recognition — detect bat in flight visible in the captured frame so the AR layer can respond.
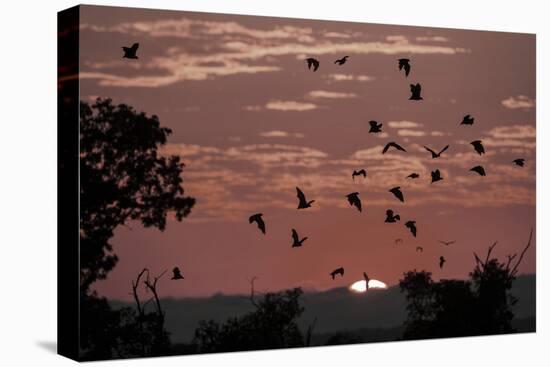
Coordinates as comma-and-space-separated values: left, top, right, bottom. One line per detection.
291, 228, 308, 248
352, 169, 367, 180
296, 187, 315, 209
389, 186, 405, 203
382, 141, 407, 154
330, 267, 345, 280
171, 267, 184, 280
346, 192, 362, 212
334, 56, 349, 65
305, 57, 320, 71
122, 42, 139, 59
424, 145, 449, 159
398, 58, 411, 77
249, 213, 266, 234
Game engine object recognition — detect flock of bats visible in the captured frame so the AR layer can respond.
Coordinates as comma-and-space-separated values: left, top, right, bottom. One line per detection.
121, 43, 527, 287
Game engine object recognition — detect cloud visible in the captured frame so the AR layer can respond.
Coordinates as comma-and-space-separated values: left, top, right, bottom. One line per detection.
243, 105, 263, 112
265, 100, 317, 111
80, 63, 280, 87
259, 130, 304, 138
323, 31, 352, 39
307, 90, 357, 99
416, 36, 449, 42
388, 120, 423, 128
325, 74, 375, 82
81, 17, 467, 87
485, 125, 536, 140
397, 129, 426, 137
386, 35, 408, 43
430, 131, 447, 137
81, 19, 315, 42
501, 95, 535, 110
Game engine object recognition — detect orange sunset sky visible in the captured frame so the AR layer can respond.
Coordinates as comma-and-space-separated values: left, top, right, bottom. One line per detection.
78, 5, 536, 300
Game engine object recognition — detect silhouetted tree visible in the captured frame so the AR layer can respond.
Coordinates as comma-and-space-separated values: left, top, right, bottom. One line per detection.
80, 98, 195, 292
400, 231, 533, 339
193, 288, 305, 353
78, 98, 195, 359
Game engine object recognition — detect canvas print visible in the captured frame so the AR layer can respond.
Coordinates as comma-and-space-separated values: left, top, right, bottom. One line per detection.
58, 5, 536, 361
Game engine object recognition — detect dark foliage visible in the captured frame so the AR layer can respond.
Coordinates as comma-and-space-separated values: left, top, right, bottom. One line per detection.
78, 98, 194, 359
399, 236, 532, 340
79, 98, 195, 291
193, 288, 306, 353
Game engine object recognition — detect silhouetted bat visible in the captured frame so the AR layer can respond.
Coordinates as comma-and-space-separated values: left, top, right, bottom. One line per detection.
439, 240, 456, 246
389, 186, 405, 202
382, 141, 407, 154
122, 43, 139, 59
431, 169, 443, 183
470, 140, 485, 155
424, 145, 449, 159
171, 267, 184, 280
305, 57, 320, 71
369, 120, 383, 133
334, 56, 349, 65
291, 228, 308, 247
409, 83, 423, 100
296, 187, 315, 209
405, 220, 417, 237
398, 58, 411, 77
513, 158, 525, 167
346, 192, 362, 212
330, 267, 344, 279
352, 169, 367, 180
249, 213, 266, 234
439, 256, 446, 269
461, 114, 474, 125
407, 173, 420, 179
470, 165, 486, 176
385, 209, 400, 223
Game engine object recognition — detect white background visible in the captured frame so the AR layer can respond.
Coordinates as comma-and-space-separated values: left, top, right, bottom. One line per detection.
0, 0, 548, 365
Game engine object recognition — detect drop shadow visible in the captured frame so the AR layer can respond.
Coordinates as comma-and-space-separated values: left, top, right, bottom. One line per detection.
36, 341, 57, 354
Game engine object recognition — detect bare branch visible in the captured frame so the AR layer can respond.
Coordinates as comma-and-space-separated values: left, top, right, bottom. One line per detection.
131, 268, 148, 318
473, 252, 483, 267
511, 229, 534, 276
248, 276, 259, 309
485, 241, 498, 265
505, 254, 517, 272
305, 317, 318, 347
144, 269, 167, 319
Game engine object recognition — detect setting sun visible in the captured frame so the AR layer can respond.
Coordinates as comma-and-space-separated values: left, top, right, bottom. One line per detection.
349, 279, 388, 293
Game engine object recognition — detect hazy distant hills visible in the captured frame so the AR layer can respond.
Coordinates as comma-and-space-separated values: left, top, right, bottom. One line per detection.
111, 274, 535, 344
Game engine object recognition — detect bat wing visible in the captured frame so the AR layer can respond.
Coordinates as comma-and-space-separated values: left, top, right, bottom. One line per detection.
424, 146, 437, 156
292, 229, 299, 242
394, 142, 407, 152
355, 198, 362, 212
391, 188, 404, 202
382, 143, 391, 154
313, 60, 319, 71
404, 63, 410, 76
131, 43, 139, 52
257, 218, 266, 234
296, 187, 306, 203
439, 145, 450, 155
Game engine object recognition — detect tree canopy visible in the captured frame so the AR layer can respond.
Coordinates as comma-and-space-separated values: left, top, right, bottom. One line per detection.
79, 98, 195, 291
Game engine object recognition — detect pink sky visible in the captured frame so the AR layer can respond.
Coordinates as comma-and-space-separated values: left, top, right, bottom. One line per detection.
78, 5, 536, 299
